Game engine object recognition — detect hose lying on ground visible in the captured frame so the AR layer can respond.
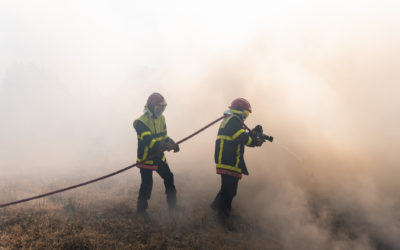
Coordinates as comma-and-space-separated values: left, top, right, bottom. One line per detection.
0, 115, 227, 208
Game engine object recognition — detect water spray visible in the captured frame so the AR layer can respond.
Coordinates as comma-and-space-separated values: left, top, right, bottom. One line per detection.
274, 140, 304, 164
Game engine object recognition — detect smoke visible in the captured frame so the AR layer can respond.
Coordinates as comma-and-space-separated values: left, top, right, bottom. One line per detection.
1, 1, 400, 249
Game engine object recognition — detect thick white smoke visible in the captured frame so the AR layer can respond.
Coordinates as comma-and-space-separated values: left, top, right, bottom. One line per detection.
1, 1, 400, 249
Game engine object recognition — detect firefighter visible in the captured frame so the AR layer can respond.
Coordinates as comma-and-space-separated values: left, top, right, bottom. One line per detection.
133, 92, 180, 215
210, 98, 264, 219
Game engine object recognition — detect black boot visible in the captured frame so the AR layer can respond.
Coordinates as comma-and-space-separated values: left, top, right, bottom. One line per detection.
211, 191, 222, 212
136, 200, 150, 221
167, 193, 183, 213
210, 200, 219, 211
137, 199, 148, 213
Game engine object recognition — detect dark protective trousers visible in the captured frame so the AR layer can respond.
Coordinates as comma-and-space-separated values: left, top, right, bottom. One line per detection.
211, 174, 239, 217
137, 163, 177, 211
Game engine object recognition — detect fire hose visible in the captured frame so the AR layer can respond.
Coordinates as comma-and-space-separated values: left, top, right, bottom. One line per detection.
0, 115, 230, 208
0, 113, 279, 208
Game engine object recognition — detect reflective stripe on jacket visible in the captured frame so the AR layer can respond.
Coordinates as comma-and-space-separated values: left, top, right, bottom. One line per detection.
215, 113, 255, 178
134, 108, 169, 169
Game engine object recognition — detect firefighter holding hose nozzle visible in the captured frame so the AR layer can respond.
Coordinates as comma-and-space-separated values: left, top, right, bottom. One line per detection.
211, 98, 273, 221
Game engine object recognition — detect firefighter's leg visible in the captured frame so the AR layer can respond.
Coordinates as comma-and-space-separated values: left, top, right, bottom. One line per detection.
211, 177, 224, 212
137, 168, 153, 212
220, 174, 239, 217
157, 163, 177, 210
225, 175, 239, 213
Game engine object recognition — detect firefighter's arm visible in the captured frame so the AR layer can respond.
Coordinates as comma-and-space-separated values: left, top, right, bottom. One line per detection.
160, 138, 179, 152
148, 119, 172, 151
149, 121, 177, 153
162, 119, 179, 152
230, 118, 257, 147
162, 128, 180, 152
133, 120, 152, 146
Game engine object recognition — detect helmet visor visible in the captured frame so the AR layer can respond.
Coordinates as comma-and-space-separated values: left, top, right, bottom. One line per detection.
243, 110, 250, 120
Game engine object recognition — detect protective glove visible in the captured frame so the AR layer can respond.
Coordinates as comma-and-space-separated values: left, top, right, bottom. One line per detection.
173, 143, 180, 153
249, 125, 263, 139
158, 140, 169, 152
165, 141, 175, 152
252, 125, 263, 133
169, 139, 180, 153
159, 139, 179, 152
254, 136, 264, 147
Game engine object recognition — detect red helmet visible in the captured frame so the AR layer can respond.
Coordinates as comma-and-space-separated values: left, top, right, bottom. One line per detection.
229, 98, 252, 113
147, 92, 166, 106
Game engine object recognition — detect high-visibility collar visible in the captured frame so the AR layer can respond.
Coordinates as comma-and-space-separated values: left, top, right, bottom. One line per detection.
230, 109, 245, 120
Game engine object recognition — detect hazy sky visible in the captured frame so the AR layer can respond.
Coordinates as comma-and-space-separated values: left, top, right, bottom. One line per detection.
1, 1, 400, 249
1, 0, 399, 196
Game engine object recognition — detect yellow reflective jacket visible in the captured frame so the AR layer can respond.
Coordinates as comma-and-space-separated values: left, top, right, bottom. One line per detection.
133, 107, 169, 169
215, 112, 256, 178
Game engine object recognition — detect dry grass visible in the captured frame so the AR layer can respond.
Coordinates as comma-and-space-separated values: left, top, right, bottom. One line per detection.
0, 174, 281, 250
